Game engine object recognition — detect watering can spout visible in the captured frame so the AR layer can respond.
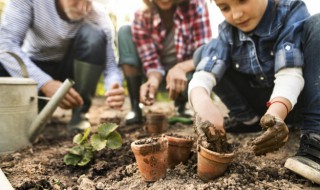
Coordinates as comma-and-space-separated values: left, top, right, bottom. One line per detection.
28, 78, 74, 142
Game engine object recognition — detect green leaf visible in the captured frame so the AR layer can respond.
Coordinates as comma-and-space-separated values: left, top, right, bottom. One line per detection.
73, 128, 91, 145
78, 150, 94, 166
68, 145, 84, 156
73, 134, 83, 145
98, 123, 118, 139
91, 134, 107, 151
82, 127, 91, 140
106, 131, 122, 149
64, 153, 82, 166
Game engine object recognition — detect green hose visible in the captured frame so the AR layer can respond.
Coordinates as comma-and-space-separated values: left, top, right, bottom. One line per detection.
168, 116, 193, 125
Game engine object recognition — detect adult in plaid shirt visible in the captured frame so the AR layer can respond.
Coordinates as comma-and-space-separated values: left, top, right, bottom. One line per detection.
118, 0, 212, 125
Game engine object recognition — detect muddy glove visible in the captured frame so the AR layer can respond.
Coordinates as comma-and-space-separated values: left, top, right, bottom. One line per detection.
194, 114, 226, 152
251, 114, 289, 155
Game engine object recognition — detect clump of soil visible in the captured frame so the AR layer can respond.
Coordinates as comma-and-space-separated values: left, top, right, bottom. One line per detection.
206, 127, 233, 154
194, 115, 233, 153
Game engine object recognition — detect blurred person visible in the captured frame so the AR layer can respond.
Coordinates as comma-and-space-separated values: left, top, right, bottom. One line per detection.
118, 0, 212, 125
0, 0, 125, 130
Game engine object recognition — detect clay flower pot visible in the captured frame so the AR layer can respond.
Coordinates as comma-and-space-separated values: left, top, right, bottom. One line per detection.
145, 113, 168, 134
131, 137, 168, 182
197, 145, 235, 182
164, 133, 194, 168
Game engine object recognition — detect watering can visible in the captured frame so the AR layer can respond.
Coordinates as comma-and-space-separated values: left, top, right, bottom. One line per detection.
0, 52, 74, 153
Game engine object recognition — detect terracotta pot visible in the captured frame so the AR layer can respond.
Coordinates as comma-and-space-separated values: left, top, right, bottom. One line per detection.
165, 134, 194, 168
145, 113, 168, 134
197, 145, 235, 182
131, 137, 168, 182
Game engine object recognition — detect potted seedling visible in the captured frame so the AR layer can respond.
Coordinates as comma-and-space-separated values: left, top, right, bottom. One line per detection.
63, 123, 122, 166
131, 136, 168, 182
164, 133, 194, 168
194, 116, 235, 182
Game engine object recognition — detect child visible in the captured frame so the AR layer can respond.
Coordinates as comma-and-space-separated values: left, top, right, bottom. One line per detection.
189, 0, 320, 184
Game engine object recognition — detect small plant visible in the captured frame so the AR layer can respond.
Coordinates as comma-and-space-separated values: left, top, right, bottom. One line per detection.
63, 123, 122, 166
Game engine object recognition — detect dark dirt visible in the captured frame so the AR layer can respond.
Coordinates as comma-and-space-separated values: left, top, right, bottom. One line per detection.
1, 97, 320, 190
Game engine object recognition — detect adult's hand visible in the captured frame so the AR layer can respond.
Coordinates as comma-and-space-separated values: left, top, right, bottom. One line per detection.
166, 64, 187, 99
140, 72, 162, 106
105, 82, 125, 110
41, 80, 83, 109
251, 114, 289, 155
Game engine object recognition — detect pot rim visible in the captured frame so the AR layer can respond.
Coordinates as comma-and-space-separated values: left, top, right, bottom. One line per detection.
198, 144, 235, 163
131, 137, 168, 155
165, 135, 194, 147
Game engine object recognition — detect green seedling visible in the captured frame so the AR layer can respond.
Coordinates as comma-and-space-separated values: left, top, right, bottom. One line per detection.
64, 123, 122, 166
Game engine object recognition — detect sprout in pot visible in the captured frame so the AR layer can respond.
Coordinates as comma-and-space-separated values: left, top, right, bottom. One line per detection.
63, 123, 122, 166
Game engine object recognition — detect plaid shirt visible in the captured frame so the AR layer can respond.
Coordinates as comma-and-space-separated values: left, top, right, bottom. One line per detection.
132, 0, 212, 75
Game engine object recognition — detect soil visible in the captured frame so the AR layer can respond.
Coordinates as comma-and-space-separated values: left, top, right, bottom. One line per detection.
1, 97, 320, 190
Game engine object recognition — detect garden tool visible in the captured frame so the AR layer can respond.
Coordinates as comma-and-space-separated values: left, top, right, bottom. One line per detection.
0, 52, 73, 153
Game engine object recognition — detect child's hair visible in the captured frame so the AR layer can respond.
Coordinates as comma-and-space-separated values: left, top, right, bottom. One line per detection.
142, 0, 185, 10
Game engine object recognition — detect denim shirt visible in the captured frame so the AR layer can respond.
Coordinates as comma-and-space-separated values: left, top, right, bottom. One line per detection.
197, 0, 310, 87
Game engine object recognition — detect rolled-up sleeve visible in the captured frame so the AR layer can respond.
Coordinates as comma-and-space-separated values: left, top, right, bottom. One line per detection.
195, 29, 230, 82
274, 0, 310, 72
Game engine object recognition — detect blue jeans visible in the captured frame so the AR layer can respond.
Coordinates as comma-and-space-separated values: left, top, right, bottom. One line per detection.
0, 23, 106, 79
193, 14, 320, 134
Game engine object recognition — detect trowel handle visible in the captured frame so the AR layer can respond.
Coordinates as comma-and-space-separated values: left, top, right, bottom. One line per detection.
28, 78, 75, 142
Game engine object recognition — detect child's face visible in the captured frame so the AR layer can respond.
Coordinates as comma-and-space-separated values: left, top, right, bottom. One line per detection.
154, 0, 174, 10
214, 0, 268, 32
60, 0, 92, 21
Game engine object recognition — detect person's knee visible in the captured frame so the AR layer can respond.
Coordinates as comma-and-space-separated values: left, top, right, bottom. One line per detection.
118, 25, 131, 42
76, 23, 106, 49
303, 14, 320, 36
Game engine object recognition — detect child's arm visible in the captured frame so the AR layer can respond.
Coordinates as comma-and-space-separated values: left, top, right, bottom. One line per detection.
188, 71, 225, 138
252, 67, 304, 155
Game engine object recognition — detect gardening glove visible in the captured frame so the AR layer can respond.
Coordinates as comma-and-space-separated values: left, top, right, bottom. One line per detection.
194, 114, 226, 152
251, 114, 289, 155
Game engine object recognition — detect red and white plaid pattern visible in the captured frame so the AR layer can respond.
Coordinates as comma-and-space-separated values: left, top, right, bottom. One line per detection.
132, 0, 212, 74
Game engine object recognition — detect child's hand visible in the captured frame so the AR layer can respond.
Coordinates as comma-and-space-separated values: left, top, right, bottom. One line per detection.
251, 114, 289, 155
194, 114, 226, 151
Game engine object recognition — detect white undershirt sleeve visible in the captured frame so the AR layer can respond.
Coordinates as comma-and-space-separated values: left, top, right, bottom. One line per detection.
270, 67, 304, 110
188, 71, 217, 107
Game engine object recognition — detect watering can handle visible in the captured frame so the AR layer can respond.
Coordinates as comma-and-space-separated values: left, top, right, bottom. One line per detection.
1, 52, 29, 78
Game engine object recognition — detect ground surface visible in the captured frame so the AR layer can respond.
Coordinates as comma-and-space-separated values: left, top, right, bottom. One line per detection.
1, 97, 320, 190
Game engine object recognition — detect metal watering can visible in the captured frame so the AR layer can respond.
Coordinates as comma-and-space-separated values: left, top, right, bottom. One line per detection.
0, 52, 74, 153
